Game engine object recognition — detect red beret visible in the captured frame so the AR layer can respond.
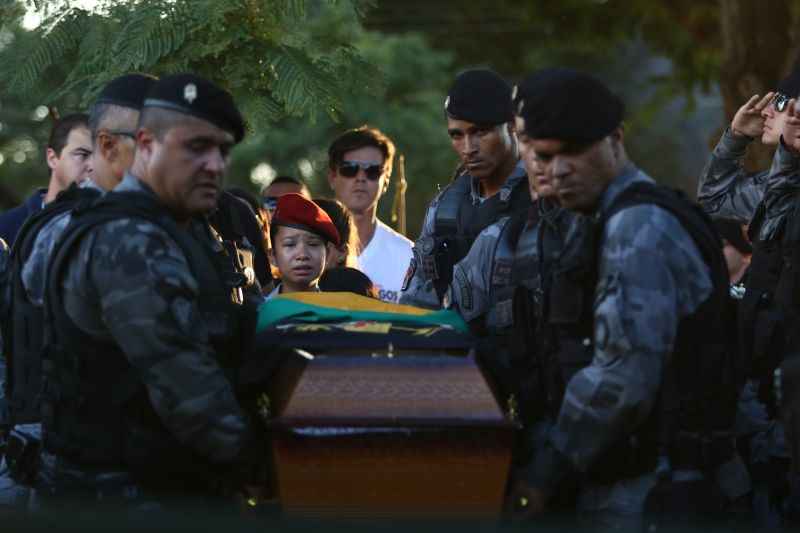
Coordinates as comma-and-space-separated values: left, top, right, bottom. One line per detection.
272, 193, 341, 246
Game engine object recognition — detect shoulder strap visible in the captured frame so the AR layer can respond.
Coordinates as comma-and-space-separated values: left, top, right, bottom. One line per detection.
434, 174, 471, 237
600, 181, 727, 296
2, 186, 101, 424
46, 191, 228, 352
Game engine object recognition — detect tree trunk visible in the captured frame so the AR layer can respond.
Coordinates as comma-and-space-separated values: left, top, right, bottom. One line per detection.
719, 0, 794, 170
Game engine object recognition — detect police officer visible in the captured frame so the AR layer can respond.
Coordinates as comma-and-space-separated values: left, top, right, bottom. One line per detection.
0, 75, 159, 510
508, 69, 747, 530
445, 77, 578, 418
37, 74, 262, 509
698, 65, 800, 231
758, 97, 800, 525
400, 69, 531, 309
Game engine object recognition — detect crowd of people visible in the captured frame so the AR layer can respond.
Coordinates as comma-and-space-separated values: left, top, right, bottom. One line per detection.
0, 61, 800, 531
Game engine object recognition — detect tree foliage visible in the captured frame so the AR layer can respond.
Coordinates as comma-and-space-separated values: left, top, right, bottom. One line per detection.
0, 0, 381, 127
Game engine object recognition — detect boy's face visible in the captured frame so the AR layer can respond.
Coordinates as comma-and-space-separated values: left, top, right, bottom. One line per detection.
269, 225, 327, 291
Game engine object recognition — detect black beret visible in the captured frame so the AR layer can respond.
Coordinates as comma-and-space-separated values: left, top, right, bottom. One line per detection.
94, 73, 158, 110
143, 73, 245, 143
778, 59, 800, 98
514, 68, 624, 144
445, 69, 513, 125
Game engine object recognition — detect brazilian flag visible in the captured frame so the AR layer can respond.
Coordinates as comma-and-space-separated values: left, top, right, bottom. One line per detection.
254, 292, 472, 352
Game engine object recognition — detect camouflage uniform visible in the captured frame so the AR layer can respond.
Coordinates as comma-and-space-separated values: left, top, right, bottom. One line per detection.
447, 201, 575, 326
0, 238, 21, 508
528, 167, 747, 529
697, 128, 769, 224
400, 162, 529, 309
22, 179, 104, 308
37, 174, 259, 507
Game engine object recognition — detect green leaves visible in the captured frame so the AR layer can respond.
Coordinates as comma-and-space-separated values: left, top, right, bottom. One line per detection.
0, 0, 375, 128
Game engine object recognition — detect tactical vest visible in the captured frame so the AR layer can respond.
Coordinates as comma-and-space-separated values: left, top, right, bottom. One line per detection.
739, 202, 795, 394
41, 190, 253, 480
209, 191, 262, 301
428, 172, 531, 299
543, 182, 739, 481
0, 184, 101, 427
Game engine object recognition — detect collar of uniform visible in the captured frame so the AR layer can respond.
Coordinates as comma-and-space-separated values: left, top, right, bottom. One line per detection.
467, 160, 526, 205
115, 172, 159, 198
596, 163, 651, 218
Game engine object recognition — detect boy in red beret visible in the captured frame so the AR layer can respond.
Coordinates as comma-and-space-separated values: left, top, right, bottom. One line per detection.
267, 193, 341, 298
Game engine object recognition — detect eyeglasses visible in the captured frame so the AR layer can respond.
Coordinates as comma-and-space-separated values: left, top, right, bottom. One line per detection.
263, 196, 278, 212
105, 129, 136, 140
774, 93, 791, 112
337, 161, 384, 181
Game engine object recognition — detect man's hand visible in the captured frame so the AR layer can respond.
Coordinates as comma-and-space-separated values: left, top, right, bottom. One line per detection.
505, 480, 549, 521
731, 92, 775, 139
783, 99, 800, 154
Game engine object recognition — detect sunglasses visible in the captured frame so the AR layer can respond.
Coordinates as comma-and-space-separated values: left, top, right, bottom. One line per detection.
338, 161, 384, 181
774, 93, 791, 112
263, 196, 278, 212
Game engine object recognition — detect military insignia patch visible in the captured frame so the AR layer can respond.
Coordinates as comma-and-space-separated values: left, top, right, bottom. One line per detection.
183, 83, 198, 104
401, 258, 416, 292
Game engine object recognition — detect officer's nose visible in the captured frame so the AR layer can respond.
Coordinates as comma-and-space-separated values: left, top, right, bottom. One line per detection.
205, 146, 227, 176
463, 134, 479, 156
551, 156, 570, 180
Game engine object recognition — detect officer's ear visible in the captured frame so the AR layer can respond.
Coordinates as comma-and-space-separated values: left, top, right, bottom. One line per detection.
45, 147, 60, 172
135, 127, 156, 161
609, 126, 625, 160
95, 130, 118, 162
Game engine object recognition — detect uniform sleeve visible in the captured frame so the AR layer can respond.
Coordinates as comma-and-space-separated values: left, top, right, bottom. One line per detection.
697, 128, 767, 223
399, 192, 444, 309
85, 220, 253, 463
764, 138, 800, 201
530, 206, 713, 488
446, 219, 506, 323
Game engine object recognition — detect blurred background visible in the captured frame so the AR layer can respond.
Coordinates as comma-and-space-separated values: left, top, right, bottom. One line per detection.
0, 0, 798, 239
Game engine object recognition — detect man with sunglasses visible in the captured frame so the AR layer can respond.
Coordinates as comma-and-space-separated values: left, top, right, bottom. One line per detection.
746, 82, 800, 527
702, 66, 800, 528
261, 176, 311, 216
698, 71, 800, 228
400, 69, 530, 309
327, 126, 412, 303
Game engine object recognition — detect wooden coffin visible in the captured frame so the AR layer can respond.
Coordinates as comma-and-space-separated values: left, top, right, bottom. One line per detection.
266, 349, 514, 519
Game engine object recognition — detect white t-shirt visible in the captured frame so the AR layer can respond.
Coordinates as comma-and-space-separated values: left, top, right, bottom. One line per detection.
358, 219, 413, 304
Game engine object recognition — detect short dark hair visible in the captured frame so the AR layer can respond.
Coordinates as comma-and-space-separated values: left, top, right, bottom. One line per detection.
47, 113, 89, 156
319, 267, 377, 298
88, 103, 139, 143
261, 176, 310, 197
137, 107, 198, 141
313, 197, 360, 267
328, 126, 396, 178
